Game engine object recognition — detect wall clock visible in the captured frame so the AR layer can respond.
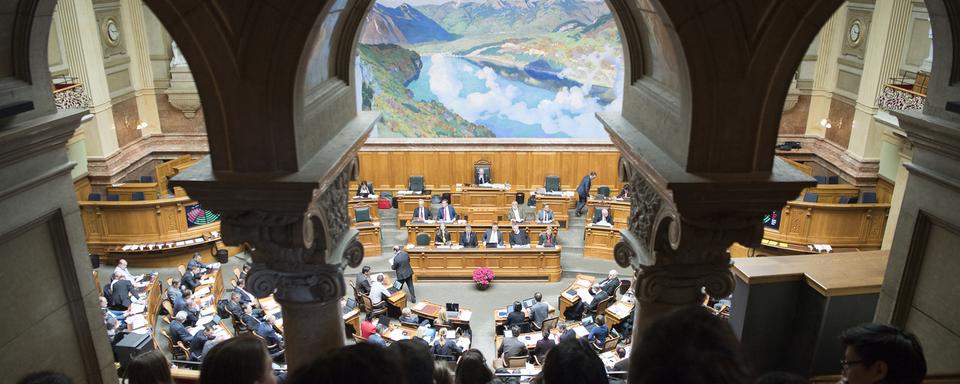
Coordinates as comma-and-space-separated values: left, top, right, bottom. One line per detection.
102, 17, 121, 46
848, 19, 863, 47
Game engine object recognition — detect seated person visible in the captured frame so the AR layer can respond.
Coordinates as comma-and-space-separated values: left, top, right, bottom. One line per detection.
181, 265, 201, 292
585, 283, 610, 316
616, 184, 630, 199
508, 224, 530, 247
368, 324, 388, 347
258, 315, 285, 359
368, 274, 389, 310
99, 296, 127, 325
533, 327, 556, 364
399, 308, 420, 325
432, 327, 462, 358
505, 201, 526, 223
234, 279, 255, 304
411, 199, 432, 222
187, 252, 212, 274
226, 292, 244, 320
356, 180, 374, 197
598, 270, 620, 297
498, 325, 527, 360
593, 208, 614, 226
558, 322, 577, 343
435, 223, 452, 245
538, 225, 558, 247
535, 204, 555, 223
434, 311, 451, 328
239, 264, 251, 281
169, 311, 193, 345
460, 225, 479, 248
436, 199, 457, 222
173, 289, 192, 314
360, 316, 380, 339
587, 315, 609, 349
475, 168, 491, 184
167, 279, 183, 302
241, 303, 261, 330
184, 300, 201, 327
190, 325, 215, 361
611, 346, 630, 373
505, 301, 525, 326
484, 224, 505, 248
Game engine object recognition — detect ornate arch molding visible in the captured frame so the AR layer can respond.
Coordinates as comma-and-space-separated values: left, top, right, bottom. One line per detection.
923, 0, 960, 119
1, 0, 58, 122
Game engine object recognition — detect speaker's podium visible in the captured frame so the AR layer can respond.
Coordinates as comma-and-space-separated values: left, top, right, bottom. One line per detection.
729, 251, 887, 376
114, 332, 154, 368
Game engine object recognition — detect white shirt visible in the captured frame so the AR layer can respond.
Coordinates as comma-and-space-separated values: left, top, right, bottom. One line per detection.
370, 281, 389, 305
488, 230, 499, 244
114, 265, 135, 282
511, 208, 522, 221
441, 206, 452, 221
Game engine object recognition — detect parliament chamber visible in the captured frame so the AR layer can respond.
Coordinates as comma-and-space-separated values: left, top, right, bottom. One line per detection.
5, 0, 960, 383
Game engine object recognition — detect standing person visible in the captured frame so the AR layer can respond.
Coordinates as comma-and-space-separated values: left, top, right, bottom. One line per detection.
392, 246, 417, 303
575, 171, 597, 217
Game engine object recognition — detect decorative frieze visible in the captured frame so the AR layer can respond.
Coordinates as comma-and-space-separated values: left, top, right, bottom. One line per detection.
877, 84, 926, 112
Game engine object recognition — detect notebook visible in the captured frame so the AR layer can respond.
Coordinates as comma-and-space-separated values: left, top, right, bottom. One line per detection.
342, 298, 357, 315
387, 281, 403, 294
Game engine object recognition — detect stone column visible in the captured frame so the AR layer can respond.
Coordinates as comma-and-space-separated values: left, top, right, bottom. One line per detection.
119, 0, 162, 136
55, 0, 120, 157
805, 7, 846, 138
172, 157, 365, 371
847, 0, 912, 160
166, 42, 201, 119
880, 129, 912, 249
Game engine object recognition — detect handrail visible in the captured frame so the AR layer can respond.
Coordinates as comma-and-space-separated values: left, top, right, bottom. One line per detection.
78, 195, 195, 207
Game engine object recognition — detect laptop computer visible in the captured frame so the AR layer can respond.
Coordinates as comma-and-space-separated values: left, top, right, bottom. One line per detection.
387, 281, 402, 294
445, 303, 460, 319
342, 298, 357, 315
582, 315, 597, 331
522, 297, 536, 309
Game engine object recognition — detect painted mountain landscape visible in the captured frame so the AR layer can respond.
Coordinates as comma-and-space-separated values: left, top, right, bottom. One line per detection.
358, 0, 623, 138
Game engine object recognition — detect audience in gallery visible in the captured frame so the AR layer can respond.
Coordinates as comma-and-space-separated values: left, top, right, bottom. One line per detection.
754, 371, 809, 384
389, 339, 436, 384
839, 323, 926, 384
200, 335, 281, 384
288, 343, 403, 384
538, 338, 610, 384
16, 371, 74, 384
434, 361, 455, 384
454, 349, 496, 384
124, 350, 173, 384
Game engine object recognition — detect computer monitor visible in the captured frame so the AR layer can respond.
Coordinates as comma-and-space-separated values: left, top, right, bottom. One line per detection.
343, 298, 357, 311
445, 303, 460, 312
393, 281, 402, 290
522, 297, 536, 309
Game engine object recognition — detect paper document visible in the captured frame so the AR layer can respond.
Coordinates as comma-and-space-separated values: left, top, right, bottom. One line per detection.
201, 306, 215, 316
576, 279, 592, 287
576, 288, 594, 303
458, 310, 472, 322
194, 286, 211, 297
128, 303, 146, 314
127, 314, 147, 329
197, 315, 214, 327
573, 326, 589, 338
413, 302, 427, 311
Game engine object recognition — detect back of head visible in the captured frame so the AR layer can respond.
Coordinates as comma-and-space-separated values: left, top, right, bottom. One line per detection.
200, 335, 270, 384
513, 301, 522, 312
839, 323, 926, 384
535, 292, 543, 302
289, 343, 403, 384
434, 361, 454, 384
387, 339, 434, 384
126, 350, 172, 384
630, 305, 753, 384
17, 372, 73, 384
455, 349, 493, 384
541, 339, 608, 384
754, 371, 809, 384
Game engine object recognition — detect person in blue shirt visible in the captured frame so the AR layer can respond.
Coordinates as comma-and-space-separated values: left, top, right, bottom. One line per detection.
256, 315, 284, 348
587, 314, 609, 349
368, 324, 388, 347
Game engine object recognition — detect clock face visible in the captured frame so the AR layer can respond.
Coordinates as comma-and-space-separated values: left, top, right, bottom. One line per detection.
103, 18, 120, 46
848, 20, 862, 45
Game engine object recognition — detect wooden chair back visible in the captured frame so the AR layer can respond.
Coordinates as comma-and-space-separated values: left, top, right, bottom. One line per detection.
596, 296, 613, 314
233, 267, 242, 281
361, 294, 386, 316
506, 356, 528, 368
353, 334, 368, 343
230, 278, 237, 290
541, 316, 559, 331
177, 264, 186, 277
92, 271, 101, 294
162, 300, 174, 318
602, 335, 619, 352
618, 279, 632, 296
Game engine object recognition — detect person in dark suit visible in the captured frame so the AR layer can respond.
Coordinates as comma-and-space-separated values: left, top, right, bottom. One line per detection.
168, 279, 183, 303
498, 325, 528, 360
226, 292, 244, 320
411, 199, 432, 222
391, 246, 417, 303
234, 279, 255, 304
241, 304, 261, 330
558, 323, 577, 343
169, 311, 193, 345
436, 199, 457, 222
538, 226, 557, 247
475, 168, 490, 184
431, 327, 462, 358
184, 301, 201, 327
598, 270, 621, 297
239, 264, 251, 281
110, 273, 136, 310
435, 223, 452, 245
508, 224, 530, 246
484, 224, 505, 247
257, 315, 284, 348
505, 301, 525, 326
173, 289, 191, 314
585, 284, 610, 315
460, 225, 479, 248
190, 325, 215, 361
535, 203, 555, 223
187, 252, 210, 274
181, 265, 200, 292
533, 327, 556, 364
356, 180, 374, 197
616, 184, 630, 199
593, 208, 614, 226
587, 315, 609, 349
355, 266, 371, 295
575, 171, 597, 216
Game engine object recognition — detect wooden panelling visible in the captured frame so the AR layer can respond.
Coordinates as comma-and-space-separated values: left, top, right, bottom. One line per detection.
74, 176, 92, 201
732, 250, 888, 296
355, 224, 382, 258
407, 246, 562, 282
764, 201, 891, 249
106, 182, 161, 200
780, 156, 813, 176
355, 145, 622, 195
800, 184, 861, 203
876, 176, 894, 204
584, 224, 622, 259
155, 155, 198, 196
586, 198, 630, 229
347, 198, 381, 223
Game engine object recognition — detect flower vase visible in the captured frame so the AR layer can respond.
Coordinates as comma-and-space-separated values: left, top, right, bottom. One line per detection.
476, 282, 490, 291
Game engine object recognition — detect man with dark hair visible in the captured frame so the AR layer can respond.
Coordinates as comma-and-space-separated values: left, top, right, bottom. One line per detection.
529, 292, 549, 329
190, 325, 215, 361
391, 245, 417, 303
575, 171, 597, 216
839, 323, 926, 384
498, 325, 527, 361
287, 343, 404, 384
356, 266, 371, 295
505, 301, 525, 326
541, 338, 609, 384
17, 371, 74, 384
182, 265, 200, 292
387, 339, 435, 384
187, 252, 210, 274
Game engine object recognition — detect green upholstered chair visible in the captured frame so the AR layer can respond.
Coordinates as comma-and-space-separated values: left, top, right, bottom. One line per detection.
409, 175, 424, 192
597, 186, 610, 198
355, 207, 371, 223
416, 233, 431, 246
545, 176, 560, 192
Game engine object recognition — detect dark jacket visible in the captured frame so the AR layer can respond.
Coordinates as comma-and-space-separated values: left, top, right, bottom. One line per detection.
509, 230, 530, 246
559, 329, 577, 344
189, 333, 209, 360
356, 273, 371, 295
435, 229, 452, 244
460, 231, 479, 247
538, 232, 557, 247
392, 251, 414, 280
356, 183, 374, 197
257, 322, 283, 347
181, 271, 199, 292
412, 207, 432, 221
533, 338, 555, 362
110, 280, 135, 309
576, 175, 592, 196
587, 290, 610, 313
433, 339, 462, 358
505, 310, 526, 326
169, 320, 192, 345
599, 277, 620, 297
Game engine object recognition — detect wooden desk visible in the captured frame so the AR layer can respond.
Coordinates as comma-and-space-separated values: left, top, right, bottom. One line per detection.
347, 197, 381, 222
354, 222, 382, 257
410, 300, 473, 326
587, 198, 630, 229
457, 187, 516, 223
156, 155, 198, 196
374, 274, 408, 313
583, 224, 621, 260
406, 246, 562, 282
79, 196, 231, 267
341, 298, 361, 335
559, 275, 596, 320
763, 200, 890, 250
397, 194, 433, 227
533, 193, 575, 228
107, 182, 161, 200
604, 299, 635, 330
799, 184, 860, 203
493, 303, 556, 327
406, 222, 558, 246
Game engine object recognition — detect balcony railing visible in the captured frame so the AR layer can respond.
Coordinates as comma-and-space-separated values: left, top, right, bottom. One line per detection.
52, 76, 91, 110
876, 71, 927, 113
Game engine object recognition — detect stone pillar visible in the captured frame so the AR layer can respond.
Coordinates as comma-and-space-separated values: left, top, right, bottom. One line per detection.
805, 7, 846, 138
119, 0, 162, 136
847, 0, 912, 160
880, 129, 912, 249
172, 156, 367, 371
166, 42, 201, 119
56, 0, 120, 157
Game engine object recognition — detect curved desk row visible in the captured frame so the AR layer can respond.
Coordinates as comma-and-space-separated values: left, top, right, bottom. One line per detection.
407, 245, 562, 282
406, 221, 559, 246
763, 200, 890, 250
79, 196, 233, 267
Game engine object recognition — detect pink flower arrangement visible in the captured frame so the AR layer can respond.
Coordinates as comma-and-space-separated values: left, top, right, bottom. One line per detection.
472, 267, 495, 285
